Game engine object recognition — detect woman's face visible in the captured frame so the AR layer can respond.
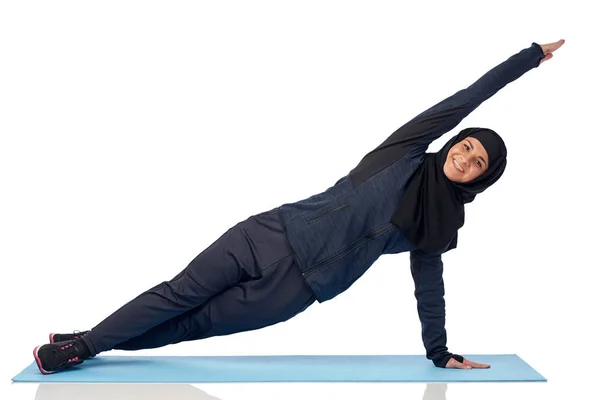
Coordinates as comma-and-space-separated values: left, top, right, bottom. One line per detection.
443, 137, 489, 183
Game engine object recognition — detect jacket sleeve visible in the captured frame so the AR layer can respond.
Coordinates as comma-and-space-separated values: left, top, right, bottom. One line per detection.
410, 249, 461, 368
349, 42, 545, 186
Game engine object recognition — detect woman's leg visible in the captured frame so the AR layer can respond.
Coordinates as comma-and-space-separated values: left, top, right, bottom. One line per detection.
112, 253, 315, 351
33, 208, 301, 374
81, 217, 268, 356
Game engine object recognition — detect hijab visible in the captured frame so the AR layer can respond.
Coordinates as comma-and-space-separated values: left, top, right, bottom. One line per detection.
390, 127, 508, 254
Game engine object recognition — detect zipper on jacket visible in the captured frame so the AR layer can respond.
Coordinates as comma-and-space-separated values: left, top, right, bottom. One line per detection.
302, 222, 396, 278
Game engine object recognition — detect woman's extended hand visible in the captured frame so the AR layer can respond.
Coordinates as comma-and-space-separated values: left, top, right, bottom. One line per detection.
445, 356, 490, 369
539, 39, 565, 64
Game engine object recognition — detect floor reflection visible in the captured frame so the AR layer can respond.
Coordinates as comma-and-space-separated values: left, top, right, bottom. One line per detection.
33, 382, 449, 400
423, 383, 447, 400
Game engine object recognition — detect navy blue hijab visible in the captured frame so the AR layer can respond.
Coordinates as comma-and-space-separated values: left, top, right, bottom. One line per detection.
390, 127, 508, 253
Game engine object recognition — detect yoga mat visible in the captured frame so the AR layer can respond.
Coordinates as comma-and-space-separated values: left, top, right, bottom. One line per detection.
12, 354, 546, 383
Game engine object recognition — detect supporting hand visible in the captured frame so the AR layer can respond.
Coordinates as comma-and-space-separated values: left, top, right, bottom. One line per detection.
445, 356, 490, 369
538, 39, 566, 64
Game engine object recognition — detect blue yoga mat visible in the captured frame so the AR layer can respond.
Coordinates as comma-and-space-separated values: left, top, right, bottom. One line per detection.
12, 354, 546, 383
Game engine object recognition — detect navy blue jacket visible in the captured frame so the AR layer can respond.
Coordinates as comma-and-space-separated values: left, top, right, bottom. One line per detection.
277, 43, 545, 367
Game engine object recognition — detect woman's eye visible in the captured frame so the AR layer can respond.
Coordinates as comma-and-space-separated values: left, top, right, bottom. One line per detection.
464, 144, 470, 151
476, 160, 481, 167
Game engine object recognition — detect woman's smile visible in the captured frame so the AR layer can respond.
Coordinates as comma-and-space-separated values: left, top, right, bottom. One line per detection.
453, 158, 464, 173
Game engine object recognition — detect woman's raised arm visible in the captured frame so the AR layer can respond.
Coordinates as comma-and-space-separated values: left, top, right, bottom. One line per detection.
348, 40, 564, 187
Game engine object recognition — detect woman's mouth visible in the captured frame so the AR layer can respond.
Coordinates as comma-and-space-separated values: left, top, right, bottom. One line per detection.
453, 159, 464, 173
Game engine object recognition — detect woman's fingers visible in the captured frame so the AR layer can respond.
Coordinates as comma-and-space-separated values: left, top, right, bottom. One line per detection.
538, 39, 564, 65
463, 358, 491, 369
540, 39, 565, 56
545, 38, 566, 52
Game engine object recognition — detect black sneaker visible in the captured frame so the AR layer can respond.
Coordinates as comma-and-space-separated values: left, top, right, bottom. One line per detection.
49, 330, 90, 344
33, 339, 91, 374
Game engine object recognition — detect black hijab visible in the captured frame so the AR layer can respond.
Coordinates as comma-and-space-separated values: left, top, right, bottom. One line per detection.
390, 127, 508, 254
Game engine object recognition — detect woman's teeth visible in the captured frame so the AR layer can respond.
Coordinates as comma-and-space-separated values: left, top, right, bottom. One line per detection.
453, 159, 464, 173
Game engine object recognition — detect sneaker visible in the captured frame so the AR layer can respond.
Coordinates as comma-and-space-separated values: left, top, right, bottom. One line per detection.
33, 339, 90, 374
49, 330, 90, 344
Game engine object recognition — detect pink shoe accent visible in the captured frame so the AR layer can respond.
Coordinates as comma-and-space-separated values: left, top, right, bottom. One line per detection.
49, 333, 55, 344
33, 346, 52, 375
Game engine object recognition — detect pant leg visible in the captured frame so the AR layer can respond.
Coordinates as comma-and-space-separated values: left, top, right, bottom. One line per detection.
82, 209, 283, 356
114, 252, 315, 350
83, 207, 304, 355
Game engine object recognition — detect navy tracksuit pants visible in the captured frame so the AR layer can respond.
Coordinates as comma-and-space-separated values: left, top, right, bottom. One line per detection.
82, 207, 316, 356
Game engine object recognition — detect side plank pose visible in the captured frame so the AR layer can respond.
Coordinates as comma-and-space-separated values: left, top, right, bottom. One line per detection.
33, 39, 565, 374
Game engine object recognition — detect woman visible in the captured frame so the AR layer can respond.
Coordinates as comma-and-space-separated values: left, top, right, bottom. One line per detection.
33, 38, 565, 374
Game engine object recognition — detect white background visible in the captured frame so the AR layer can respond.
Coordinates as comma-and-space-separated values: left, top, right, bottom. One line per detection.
1, 1, 598, 399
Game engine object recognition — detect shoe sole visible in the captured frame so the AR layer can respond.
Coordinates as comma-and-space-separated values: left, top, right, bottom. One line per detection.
33, 345, 53, 375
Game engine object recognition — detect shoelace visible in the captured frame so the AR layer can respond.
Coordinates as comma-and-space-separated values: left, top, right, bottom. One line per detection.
71, 330, 88, 339
54, 342, 85, 366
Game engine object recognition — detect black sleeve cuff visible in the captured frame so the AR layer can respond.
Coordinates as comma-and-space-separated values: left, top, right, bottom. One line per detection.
433, 353, 464, 368
531, 42, 545, 67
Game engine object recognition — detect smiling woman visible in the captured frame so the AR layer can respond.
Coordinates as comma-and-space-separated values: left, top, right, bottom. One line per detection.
32, 39, 565, 375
